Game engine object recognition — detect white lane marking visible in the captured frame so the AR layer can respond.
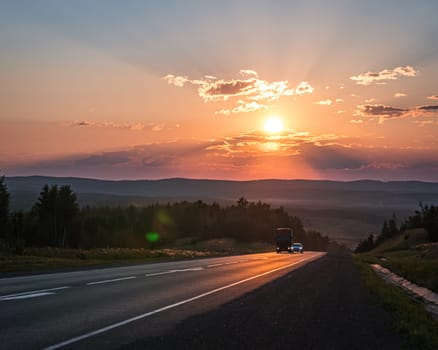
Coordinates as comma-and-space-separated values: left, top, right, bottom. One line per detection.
145, 271, 175, 277
44, 254, 324, 350
207, 263, 224, 268
207, 259, 250, 268
1, 292, 56, 300
0, 286, 71, 301
145, 267, 204, 277
86, 276, 136, 286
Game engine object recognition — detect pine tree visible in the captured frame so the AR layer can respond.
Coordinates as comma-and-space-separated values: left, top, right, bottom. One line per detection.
0, 176, 10, 246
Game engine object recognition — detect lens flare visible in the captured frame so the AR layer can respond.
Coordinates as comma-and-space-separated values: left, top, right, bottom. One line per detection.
146, 232, 160, 243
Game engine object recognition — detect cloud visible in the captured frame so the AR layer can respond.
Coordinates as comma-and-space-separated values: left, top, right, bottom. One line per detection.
350, 65, 417, 85
408, 105, 438, 118
205, 130, 342, 159
206, 131, 438, 176
162, 75, 189, 87
414, 120, 438, 127
394, 92, 407, 98
200, 79, 257, 101
299, 144, 364, 170
6, 130, 438, 181
75, 151, 132, 166
293, 81, 314, 95
417, 105, 438, 112
164, 70, 313, 114
64, 120, 146, 131
62, 120, 173, 132
216, 101, 268, 115
427, 95, 438, 100
75, 121, 93, 127
354, 103, 438, 123
313, 99, 332, 106
299, 144, 438, 177
239, 69, 258, 77
356, 104, 408, 123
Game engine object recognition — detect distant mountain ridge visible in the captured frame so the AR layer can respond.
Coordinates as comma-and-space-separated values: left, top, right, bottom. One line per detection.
6, 175, 438, 210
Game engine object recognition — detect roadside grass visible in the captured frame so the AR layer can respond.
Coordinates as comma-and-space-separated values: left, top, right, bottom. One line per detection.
353, 255, 438, 350
362, 229, 438, 293
376, 249, 438, 293
0, 239, 272, 274
370, 228, 429, 254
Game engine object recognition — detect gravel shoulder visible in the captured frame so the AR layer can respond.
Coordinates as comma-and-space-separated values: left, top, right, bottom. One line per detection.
121, 253, 406, 350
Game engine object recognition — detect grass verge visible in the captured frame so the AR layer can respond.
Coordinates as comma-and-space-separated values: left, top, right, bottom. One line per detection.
0, 239, 272, 274
353, 255, 438, 350
376, 249, 438, 293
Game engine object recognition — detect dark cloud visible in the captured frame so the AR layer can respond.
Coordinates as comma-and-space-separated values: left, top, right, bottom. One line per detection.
418, 105, 438, 112
359, 104, 408, 117
63, 120, 147, 131
299, 144, 364, 170
203, 79, 256, 97
77, 121, 92, 126
5, 132, 438, 181
354, 102, 438, 123
75, 152, 131, 166
299, 144, 438, 179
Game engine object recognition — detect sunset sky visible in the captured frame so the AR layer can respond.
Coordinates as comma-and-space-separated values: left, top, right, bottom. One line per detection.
1, 0, 438, 181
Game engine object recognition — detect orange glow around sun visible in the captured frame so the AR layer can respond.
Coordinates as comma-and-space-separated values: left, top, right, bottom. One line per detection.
264, 116, 284, 134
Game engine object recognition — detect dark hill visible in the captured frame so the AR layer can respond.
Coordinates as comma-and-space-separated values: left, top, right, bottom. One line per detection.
5, 176, 438, 209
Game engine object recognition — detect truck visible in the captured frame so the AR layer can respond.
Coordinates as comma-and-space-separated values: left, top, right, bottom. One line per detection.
275, 227, 293, 253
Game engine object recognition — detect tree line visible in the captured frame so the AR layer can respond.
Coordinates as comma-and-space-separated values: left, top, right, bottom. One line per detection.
355, 203, 438, 253
0, 177, 330, 252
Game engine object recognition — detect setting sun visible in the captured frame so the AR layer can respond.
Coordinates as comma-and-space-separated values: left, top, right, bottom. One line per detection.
264, 116, 284, 134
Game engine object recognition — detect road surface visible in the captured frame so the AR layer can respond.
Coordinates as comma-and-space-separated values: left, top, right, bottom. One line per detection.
124, 253, 406, 350
0, 251, 323, 349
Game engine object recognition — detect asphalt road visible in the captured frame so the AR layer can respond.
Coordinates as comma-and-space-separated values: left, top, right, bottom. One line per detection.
0, 251, 324, 349
124, 253, 406, 350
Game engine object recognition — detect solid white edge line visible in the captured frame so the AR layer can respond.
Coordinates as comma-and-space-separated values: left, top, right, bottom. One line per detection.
86, 276, 136, 286
0, 286, 71, 299
43, 253, 325, 350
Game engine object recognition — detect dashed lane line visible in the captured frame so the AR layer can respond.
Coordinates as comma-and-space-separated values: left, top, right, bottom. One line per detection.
86, 276, 137, 286
145, 267, 204, 277
43, 254, 322, 350
0, 286, 71, 301
1, 255, 277, 301
207, 263, 224, 267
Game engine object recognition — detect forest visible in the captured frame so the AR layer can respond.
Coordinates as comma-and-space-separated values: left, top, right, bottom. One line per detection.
0, 177, 330, 252
355, 203, 438, 253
